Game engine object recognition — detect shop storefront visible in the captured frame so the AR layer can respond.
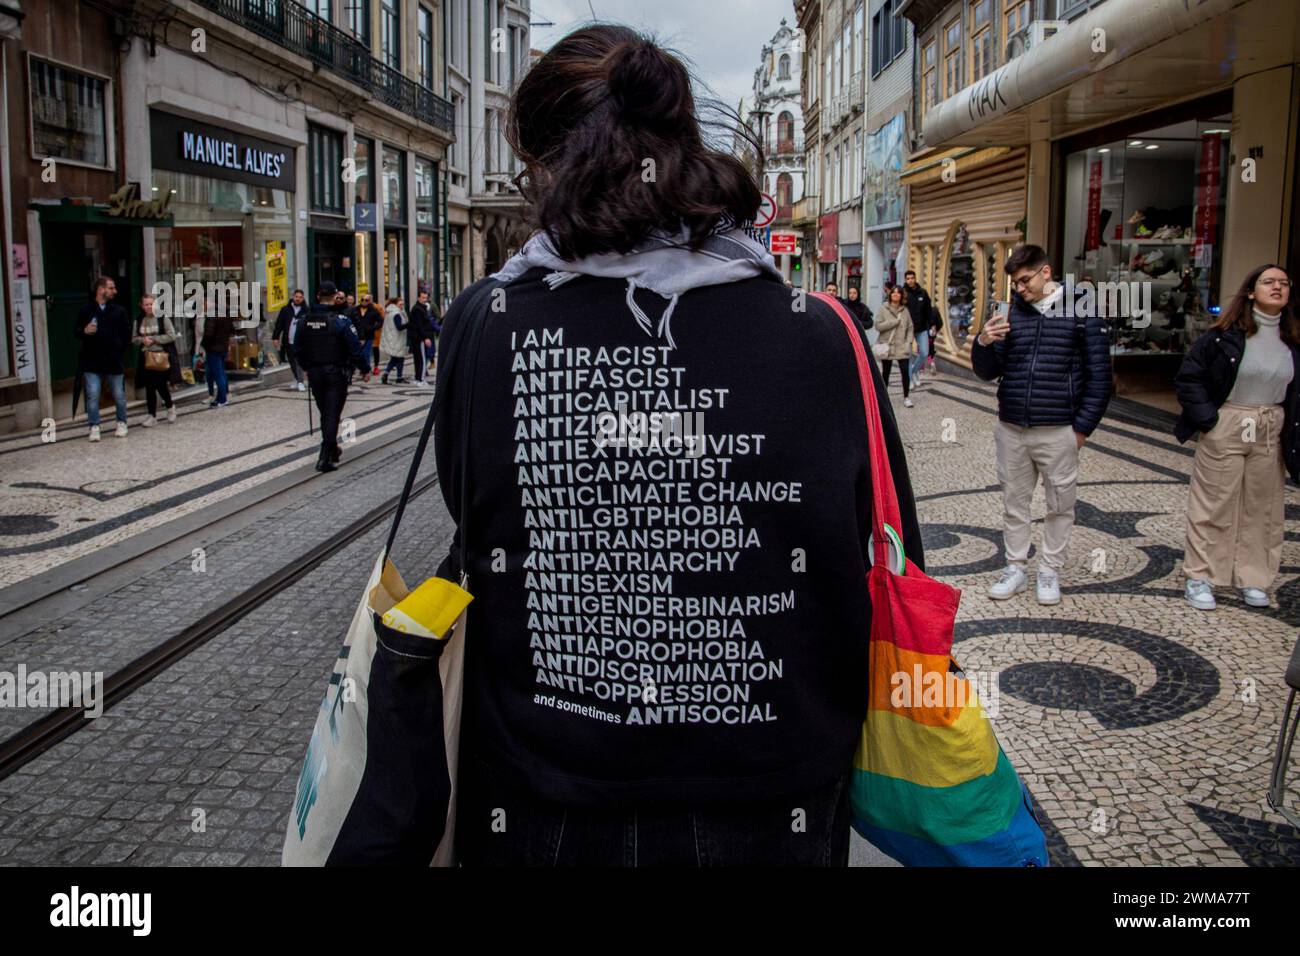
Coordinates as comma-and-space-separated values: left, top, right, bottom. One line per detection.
415, 156, 439, 299
446, 225, 465, 305
905, 0, 1298, 412
1057, 94, 1232, 410
353, 136, 378, 299
840, 244, 863, 296
901, 147, 1027, 364
149, 109, 296, 374
381, 145, 407, 304
817, 212, 839, 289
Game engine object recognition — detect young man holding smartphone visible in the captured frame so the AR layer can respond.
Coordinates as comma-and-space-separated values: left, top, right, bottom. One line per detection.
971, 245, 1112, 604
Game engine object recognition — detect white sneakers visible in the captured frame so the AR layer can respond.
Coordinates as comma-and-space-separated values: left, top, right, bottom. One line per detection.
142, 415, 157, 428
1036, 567, 1061, 605
1185, 580, 1270, 610
1240, 587, 1270, 607
988, 565, 1028, 600
1185, 579, 1216, 610
88, 426, 101, 442
903, 397, 914, 408
415, 379, 432, 389
989, 565, 1060, 604
167, 406, 177, 423
295, 381, 307, 392
114, 422, 128, 438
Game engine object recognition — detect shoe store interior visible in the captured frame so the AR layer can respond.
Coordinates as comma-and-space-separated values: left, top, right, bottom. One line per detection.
1061, 112, 1232, 413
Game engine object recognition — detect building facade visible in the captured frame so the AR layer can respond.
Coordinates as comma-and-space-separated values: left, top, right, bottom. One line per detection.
746, 18, 807, 284
901, 0, 1300, 413
0, 0, 533, 432
445, 0, 530, 306
862, 0, 912, 310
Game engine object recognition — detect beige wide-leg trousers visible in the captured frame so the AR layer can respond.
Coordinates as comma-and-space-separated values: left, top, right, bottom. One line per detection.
994, 421, 1080, 570
1183, 402, 1286, 589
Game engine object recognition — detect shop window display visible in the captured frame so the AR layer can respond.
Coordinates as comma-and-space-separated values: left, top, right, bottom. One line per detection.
1062, 114, 1229, 360
946, 223, 975, 342
151, 169, 295, 372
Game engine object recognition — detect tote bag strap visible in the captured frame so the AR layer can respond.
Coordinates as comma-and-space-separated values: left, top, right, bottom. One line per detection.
382, 280, 502, 563
810, 292, 906, 571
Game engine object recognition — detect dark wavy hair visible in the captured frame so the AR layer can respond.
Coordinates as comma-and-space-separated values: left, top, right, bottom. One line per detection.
506, 25, 762, 260
1212, 263, 1299, 345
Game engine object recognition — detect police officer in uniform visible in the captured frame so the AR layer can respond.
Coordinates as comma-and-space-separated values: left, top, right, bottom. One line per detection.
293, 282, 372, 472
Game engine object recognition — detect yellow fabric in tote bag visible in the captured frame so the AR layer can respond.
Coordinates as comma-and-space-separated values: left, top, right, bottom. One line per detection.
381, 575, 473, 640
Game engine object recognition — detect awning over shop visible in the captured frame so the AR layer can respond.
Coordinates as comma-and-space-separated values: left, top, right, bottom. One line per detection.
920, 0, 1291, 148
900, 147, 1015, 186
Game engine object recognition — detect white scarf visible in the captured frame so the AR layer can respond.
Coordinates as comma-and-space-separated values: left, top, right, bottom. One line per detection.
491, 220, 781, 349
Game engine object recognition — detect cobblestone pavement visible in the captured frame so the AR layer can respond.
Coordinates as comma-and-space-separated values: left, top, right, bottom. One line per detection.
0, 370, 1297, 866
0, 380, 435, 589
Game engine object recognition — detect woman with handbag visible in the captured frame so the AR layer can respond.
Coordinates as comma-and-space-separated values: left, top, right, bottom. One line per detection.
380, 296, 410, 384
428, 25, 926, 867
873, 285, 914, 408
132, 293, 177, 426
1175, 263, 1300, 611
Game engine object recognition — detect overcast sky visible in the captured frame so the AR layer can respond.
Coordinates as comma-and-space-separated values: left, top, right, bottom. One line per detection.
528, 0, 797, 113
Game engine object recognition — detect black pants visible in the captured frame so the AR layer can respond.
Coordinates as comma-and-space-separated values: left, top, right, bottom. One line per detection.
140, 368, 173, 416
455, 757, 852, 867
285, 343, 303, 383
410, 341, 425, 381
306, 366, 349, 461
881, 358, 910, 397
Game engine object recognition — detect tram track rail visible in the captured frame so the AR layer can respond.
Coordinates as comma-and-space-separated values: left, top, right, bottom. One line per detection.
0, 437, 441, 782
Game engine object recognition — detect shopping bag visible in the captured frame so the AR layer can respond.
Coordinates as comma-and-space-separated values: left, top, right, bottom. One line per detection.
814, 292, 1049, 867
282, 555, 470, 866
283, 279, 501, 866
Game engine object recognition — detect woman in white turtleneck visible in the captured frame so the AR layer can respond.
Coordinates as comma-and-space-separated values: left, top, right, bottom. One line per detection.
1174, 265, 1299, 611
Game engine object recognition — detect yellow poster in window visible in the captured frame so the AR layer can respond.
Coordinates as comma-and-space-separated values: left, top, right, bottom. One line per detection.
265, 240, 288, 312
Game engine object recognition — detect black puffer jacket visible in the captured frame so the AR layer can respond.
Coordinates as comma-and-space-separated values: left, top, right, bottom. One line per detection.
970, 291, 1112, 435
1174, 325, 1300, 481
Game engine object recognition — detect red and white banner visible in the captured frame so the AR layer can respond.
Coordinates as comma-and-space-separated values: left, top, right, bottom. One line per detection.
1194, 133, 1221, 263
1084, 157, 1103, 252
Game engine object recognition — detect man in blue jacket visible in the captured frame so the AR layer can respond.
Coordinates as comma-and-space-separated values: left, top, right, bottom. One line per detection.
971, 244, 1112, 604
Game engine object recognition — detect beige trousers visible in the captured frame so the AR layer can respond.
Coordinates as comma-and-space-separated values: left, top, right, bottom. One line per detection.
994, 421, 1080, 570
1183, 402, 1286, 589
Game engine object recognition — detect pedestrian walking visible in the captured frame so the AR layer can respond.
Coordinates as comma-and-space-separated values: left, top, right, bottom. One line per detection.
430, 25, 923, 867
408, 289, 437, 389
272, 289, 309, 391
380, 296, 410, 384
132, 293, 177, 426
971, 243, 1112, 604
903, 269, 935, 385
293, 282, 372, 472
1175, 263, 1300, 611
873, 286, 915, 408
845, 284, 873, 330
74, 276, 132, 441
348, 293, 383, 382
198, 305, 233, 408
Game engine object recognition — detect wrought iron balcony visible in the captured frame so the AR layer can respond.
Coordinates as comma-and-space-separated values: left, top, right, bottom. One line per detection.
196, 0, 455, 133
